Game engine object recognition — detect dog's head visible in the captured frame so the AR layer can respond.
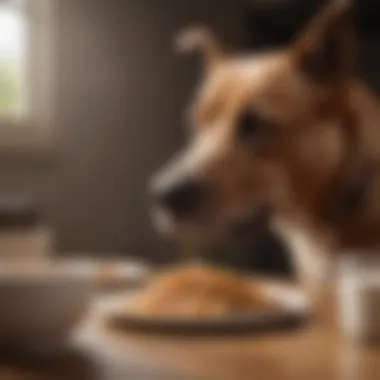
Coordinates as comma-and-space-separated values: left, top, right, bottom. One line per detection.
151, 1, 357, 242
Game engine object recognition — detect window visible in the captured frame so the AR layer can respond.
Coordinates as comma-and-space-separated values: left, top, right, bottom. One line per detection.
0, 0, 26, 120
0, 0, 55, 155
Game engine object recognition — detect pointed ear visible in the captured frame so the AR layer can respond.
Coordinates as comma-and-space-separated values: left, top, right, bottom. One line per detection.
292, 1, 355, 84
175, 26, 226, 72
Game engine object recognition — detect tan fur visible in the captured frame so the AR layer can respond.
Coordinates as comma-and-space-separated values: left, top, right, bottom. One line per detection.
152, 1, 380, 303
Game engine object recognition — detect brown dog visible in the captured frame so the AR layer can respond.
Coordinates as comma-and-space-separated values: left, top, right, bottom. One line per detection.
151, 1, 380, 302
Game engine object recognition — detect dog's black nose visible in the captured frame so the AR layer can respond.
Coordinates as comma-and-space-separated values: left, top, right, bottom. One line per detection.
156, 179, 206, 219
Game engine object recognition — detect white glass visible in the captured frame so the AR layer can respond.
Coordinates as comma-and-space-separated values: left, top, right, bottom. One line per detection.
338, 254, 380, 343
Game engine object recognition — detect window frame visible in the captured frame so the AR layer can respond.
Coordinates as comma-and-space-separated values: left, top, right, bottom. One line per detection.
0, 0, 57, 157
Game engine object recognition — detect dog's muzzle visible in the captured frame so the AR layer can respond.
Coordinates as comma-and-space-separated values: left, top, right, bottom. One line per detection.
151, 176, 208, 222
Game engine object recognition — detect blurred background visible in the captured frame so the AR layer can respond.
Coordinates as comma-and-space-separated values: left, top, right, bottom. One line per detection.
1, 0, 380, 272
1, 1, 380, 379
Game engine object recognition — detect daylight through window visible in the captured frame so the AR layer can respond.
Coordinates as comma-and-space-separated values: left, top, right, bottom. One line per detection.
0, 0, 27, 121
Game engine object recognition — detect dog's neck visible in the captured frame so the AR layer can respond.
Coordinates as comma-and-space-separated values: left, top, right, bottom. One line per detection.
328, 163, 373, 222
312, 81, 380, 250
277, 81, 380, 275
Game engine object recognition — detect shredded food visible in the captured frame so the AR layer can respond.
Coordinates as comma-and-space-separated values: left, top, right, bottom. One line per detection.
129, 264, 274, 317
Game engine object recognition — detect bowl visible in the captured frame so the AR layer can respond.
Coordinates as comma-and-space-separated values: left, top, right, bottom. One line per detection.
64, 258, 150, 291
0, 261, 96, 347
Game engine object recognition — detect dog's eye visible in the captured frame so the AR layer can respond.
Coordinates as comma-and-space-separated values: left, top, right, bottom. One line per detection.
237, 111, 267, 144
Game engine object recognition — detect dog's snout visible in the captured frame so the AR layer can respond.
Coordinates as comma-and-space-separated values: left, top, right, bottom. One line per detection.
154, 179, 206, 219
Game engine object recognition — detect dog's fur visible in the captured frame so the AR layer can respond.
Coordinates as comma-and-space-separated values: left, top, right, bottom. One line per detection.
152, 1, 380, 302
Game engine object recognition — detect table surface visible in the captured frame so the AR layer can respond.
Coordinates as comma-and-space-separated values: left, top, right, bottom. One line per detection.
0, 292, 379, 380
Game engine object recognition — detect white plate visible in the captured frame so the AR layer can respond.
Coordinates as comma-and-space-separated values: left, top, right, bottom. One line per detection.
97, 281, 311, 336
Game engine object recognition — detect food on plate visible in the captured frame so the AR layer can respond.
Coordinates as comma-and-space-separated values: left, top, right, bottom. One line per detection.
128, 264, 275, 317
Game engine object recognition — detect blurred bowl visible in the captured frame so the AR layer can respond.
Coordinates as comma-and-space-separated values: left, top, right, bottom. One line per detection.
64, 258, 151, 291
0, 261, 96, 347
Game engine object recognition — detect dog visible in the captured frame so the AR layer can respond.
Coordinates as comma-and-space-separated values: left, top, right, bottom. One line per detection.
150, 1, 380, 307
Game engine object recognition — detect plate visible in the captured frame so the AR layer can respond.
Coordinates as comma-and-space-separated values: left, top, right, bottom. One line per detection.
98, 281, 311, 336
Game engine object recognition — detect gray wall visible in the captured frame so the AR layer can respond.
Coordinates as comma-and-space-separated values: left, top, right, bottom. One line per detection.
0, 0, 244, 262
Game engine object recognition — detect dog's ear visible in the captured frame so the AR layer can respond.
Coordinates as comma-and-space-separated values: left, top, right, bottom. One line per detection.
175, 26, 226, 72
292, 0, 355, 84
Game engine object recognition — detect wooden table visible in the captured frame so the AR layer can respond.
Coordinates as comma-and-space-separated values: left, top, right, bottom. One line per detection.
0, 294, 379, 380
